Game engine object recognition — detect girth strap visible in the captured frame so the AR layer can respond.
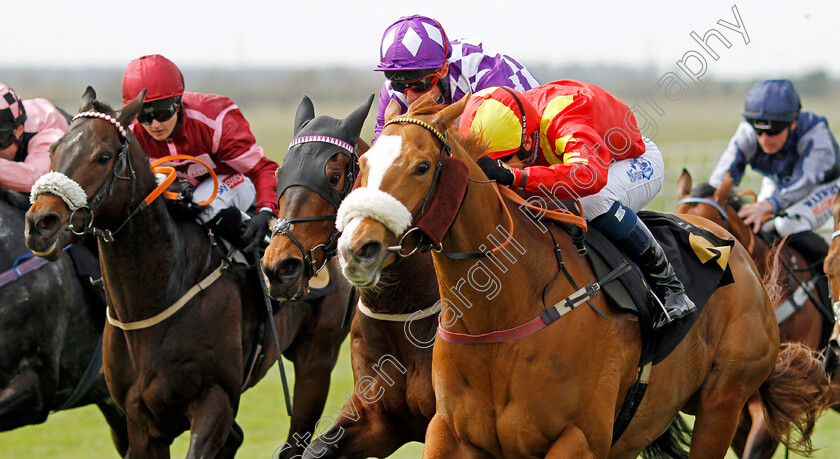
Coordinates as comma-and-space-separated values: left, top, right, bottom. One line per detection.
612, 362, 652, 444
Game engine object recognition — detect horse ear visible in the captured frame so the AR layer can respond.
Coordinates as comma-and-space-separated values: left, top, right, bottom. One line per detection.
432, 93, 470, 132
384, 98, 401, 124
677, 168, 692, 200
79, 86, 97, 112
357, 138, 371, 155
338, 94, 374, 144
294, 95, 316, 135
714, 172, 733, 204
118, 89, 146, 127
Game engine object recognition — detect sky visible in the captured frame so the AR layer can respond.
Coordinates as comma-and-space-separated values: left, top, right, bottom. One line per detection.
7, 0, 840, 81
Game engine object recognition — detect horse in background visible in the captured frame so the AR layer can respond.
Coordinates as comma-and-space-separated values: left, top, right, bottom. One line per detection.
262, 95, 439, 458
24, 87, 350, 458
0, 187, 128, 455
335, 94, 831, 457
676, 169, 835, 458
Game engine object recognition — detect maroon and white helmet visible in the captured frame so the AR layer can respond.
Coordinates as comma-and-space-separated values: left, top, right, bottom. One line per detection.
0, 83, 26, 129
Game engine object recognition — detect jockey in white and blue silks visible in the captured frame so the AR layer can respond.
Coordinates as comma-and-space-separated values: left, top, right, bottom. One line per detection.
710, 79, 840, 237
373, 14, 539, 141
710, 79, 840, 366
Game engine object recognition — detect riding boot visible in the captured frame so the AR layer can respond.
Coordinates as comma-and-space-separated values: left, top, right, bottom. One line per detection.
592, 202, 696, 330
206, 207, 248, 249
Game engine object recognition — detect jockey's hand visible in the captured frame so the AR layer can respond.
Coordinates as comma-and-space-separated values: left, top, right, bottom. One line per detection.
477, 156, 515, 186
243, 209, 273, 253
737, 199, 774, 233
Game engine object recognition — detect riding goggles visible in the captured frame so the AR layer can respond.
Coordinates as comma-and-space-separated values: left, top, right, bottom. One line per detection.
746, 118, 790, 137
388, 72, 441, 94
137, 101, 179, 125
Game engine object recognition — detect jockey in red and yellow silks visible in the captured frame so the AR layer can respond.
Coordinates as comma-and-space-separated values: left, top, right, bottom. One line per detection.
459, 80, 695, 330
459, 80, 646, 201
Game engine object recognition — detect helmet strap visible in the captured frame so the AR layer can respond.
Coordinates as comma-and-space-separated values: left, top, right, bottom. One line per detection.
171, 100, 185, 136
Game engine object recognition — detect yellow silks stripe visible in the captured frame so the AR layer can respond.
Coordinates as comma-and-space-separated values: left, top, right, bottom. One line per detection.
539, 95, 575, 164
689, 233, 731, 270
561, 150, 589, 165
471, 98, 522, 154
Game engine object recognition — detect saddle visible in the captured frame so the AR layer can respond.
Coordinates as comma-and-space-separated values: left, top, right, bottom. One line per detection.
581, 212, 735, 366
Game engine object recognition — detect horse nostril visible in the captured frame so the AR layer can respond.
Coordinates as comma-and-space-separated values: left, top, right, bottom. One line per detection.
275, 258, 303, 278
356, 241, 382, 262
34, 214, 59, 234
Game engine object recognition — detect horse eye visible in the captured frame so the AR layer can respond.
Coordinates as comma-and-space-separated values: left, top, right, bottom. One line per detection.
329, 173, 341, 186
97, 153, 113, 165
415, 162, 431, 175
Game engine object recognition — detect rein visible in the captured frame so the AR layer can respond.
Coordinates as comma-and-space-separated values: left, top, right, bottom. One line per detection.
30, 111, 218, 243
379, 117, 539, 260
678, 196, 756, 253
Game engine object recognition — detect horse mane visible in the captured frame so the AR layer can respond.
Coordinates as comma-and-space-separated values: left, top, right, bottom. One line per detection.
689, 182, 745, 212
401, 96, 489, 160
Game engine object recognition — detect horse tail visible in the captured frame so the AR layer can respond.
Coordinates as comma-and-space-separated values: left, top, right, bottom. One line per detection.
761, 236, 788, 307
640, 414, 691, 459
760, 342, 832, 455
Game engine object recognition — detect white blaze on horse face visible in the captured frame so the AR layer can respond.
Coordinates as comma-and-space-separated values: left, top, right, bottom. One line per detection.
365, 135, 403, 190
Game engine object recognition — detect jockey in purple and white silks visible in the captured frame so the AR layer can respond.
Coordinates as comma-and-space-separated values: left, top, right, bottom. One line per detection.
373, 14, 539, 141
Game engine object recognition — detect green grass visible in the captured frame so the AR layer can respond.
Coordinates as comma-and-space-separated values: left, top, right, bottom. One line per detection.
1, 336, 838, 457
4, 93, 840, 457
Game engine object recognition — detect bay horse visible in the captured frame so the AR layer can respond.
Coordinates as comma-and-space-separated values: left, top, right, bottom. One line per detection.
676, 169, 834, 458
0, 187, 127, 455
335, 94, 831, 458
23, 87, 350, 458
261, 95, 439, 458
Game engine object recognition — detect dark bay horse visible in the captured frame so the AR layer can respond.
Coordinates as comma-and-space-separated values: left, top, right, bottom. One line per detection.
676, 169, 835, 458
261, 95, 439, 458
0, 187, 127, 455
335, 94, 831, 458
23, 88, 350, 458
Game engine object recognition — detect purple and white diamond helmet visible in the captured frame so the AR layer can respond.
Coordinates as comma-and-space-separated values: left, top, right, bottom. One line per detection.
0, 83, 26, 129
375, 15, 451, 72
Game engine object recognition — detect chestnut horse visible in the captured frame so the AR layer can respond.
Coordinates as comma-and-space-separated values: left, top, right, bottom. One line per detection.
335, 94, 831, 458
23, 88, 350, 458
676, 169, 833, 458
821, 190, 840, 388
262, 95, 439, 458
0, 188, 127, 455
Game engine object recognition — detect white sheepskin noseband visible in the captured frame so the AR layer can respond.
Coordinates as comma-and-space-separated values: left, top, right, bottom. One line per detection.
336, 187, 412, 237
30, 171, 88, 211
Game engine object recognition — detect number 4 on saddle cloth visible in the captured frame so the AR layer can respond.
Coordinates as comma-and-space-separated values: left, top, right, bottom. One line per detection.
583, 211, 735, 366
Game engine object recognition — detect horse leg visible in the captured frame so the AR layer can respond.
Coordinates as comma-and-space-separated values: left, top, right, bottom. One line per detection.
689, 385, 751, 458
544, 425, 599, 459
279, 342, 342, 457
741, 398, 779, 459
302, 400, 410, 459
422, 414, 492, 459
126, 418, 171, 459
213, 421, 244, 459
729, 408, 750, 458
184, 385, 236, 459
96, 400, 130, 456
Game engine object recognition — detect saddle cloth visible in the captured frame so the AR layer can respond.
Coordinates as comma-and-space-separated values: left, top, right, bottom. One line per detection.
583, 211, 735, 365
